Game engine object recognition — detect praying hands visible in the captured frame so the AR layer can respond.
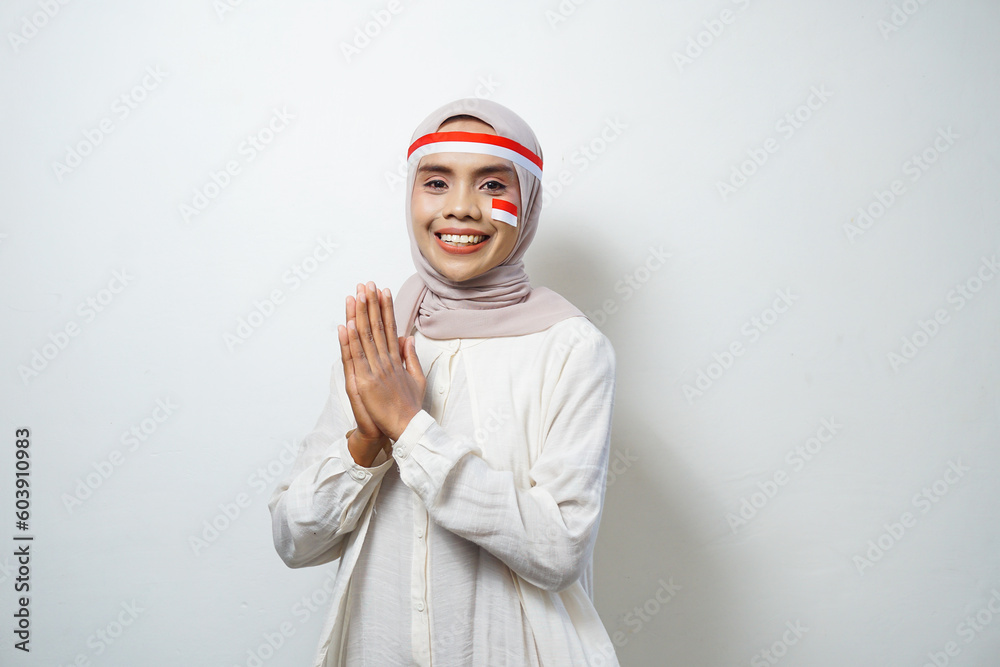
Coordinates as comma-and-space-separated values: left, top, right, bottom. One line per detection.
337, 281, 426, 467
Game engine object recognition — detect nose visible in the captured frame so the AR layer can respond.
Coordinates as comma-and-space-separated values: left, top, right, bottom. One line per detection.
443, 184, 482, 221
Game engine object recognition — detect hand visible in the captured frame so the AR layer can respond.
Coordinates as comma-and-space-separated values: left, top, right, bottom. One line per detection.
338, 290, 391, 464
342, 281, 426, 442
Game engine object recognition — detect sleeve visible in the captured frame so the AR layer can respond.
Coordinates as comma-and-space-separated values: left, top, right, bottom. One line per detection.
267, 362, 395, 569
390, 325, 617, 593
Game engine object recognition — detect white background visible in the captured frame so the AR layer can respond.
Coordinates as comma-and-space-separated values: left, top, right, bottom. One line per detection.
1, 0, 999, 665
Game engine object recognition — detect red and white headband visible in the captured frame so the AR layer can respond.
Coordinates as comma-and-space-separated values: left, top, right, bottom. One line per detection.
407, 131, 543, 181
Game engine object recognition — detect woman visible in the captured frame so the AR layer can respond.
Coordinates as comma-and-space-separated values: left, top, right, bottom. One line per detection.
268, 99, 619, 666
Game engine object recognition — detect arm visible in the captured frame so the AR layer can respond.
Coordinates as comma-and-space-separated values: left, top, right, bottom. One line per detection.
392, 326, 617, 593
267, 366, 395, 569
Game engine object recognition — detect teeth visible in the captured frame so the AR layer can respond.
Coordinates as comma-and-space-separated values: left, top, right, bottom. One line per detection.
440, 234, 486, 245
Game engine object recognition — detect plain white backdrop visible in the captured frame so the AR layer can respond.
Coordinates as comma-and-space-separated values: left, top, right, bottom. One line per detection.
1, 0, 998, 665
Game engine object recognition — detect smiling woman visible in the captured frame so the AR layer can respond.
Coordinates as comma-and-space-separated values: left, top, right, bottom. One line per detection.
269, 99, 619, 667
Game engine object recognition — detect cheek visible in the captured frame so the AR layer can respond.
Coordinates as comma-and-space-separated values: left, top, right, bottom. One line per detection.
496, 226, 519, 259
410, 196, 434, 227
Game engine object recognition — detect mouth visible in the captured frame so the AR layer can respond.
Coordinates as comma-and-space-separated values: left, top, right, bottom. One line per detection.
434, 231, 491, 255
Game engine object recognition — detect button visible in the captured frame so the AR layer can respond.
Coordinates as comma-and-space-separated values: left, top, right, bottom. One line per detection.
437, 385, 446, 394
397, 447, 408, 459
350, 469, 366, 481
415, 602, 425, 612
447, 340, 459, 351
415, 526, 424, 538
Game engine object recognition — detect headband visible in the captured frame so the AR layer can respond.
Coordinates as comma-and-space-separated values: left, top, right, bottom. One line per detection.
406, 131, 544, 181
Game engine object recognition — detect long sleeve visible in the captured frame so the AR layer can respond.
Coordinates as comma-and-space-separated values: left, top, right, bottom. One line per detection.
268, 364, 395, 569
391, 326, 616, 593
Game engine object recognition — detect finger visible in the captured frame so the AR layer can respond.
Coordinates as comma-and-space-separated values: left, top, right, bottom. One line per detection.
345, 293, 357, 328
346, 319, 371, 376
364, 281, 390, 361
382, 287, 400, 360
353, 284, 379, 368
343, 295, 361, 377
338, 324, 355, 382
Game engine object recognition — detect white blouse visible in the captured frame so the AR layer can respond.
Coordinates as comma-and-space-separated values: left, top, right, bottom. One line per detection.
268, 315, 619, 666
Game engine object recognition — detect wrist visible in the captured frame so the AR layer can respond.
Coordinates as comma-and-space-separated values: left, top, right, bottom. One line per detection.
347, 430, 389, 467
389, 408, 421, 442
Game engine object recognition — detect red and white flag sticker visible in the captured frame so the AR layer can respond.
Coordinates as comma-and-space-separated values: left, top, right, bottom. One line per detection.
491, 199, 518, 227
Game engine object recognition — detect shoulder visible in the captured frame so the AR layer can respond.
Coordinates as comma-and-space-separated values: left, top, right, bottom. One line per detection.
537, 316, 616, 377
464, 317, 615, 375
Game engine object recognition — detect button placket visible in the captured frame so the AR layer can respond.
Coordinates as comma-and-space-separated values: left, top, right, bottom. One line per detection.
410, 501, 431, 664
408, 337, 457, 665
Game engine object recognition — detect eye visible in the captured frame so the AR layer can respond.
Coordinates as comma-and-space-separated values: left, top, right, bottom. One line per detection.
423, 179, 447, 190
483, 180, 507, 193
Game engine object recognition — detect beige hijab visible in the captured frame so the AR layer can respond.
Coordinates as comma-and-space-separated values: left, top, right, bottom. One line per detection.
393, 99, 585, 339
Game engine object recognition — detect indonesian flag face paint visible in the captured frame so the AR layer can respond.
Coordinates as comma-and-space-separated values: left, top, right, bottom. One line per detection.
491, 198, 518, 227
407, 131, 543, 182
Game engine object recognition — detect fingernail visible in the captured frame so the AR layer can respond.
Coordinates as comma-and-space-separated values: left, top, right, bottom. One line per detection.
348, 320, 356, 330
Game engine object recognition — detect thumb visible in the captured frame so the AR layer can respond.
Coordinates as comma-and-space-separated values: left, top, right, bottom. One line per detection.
403, 336, 423, 378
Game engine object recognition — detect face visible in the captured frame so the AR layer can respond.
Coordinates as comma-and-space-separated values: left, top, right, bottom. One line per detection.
410, 117, 521, 283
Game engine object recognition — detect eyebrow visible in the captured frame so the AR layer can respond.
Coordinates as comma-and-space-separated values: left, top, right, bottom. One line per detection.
416, 162, 516, 179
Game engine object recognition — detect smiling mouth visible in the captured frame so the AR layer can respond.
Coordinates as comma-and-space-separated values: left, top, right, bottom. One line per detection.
434, 232, 490, 253
437, 232, 489, 246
